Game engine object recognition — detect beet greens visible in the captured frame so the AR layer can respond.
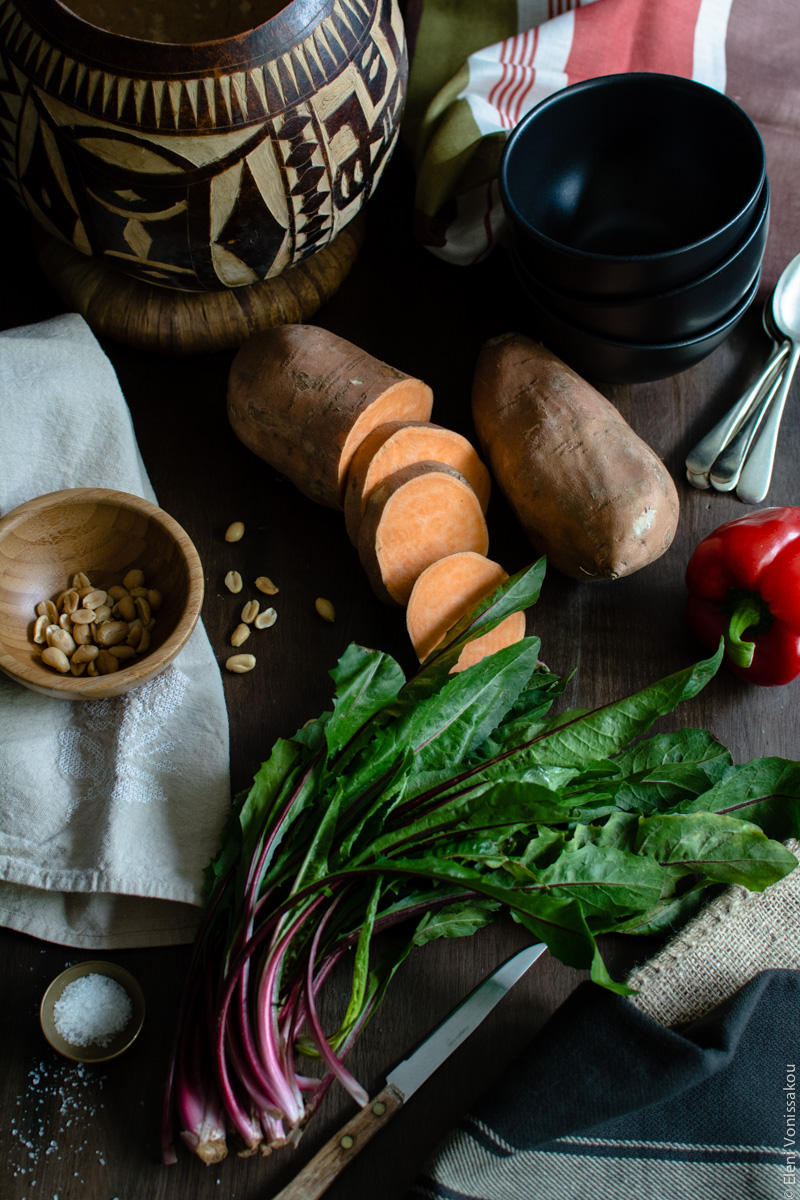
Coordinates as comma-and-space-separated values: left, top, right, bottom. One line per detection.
161, 559, 800, 1164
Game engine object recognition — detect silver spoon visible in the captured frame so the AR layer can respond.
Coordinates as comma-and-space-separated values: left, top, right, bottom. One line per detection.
708, 363, 787, 490
736, 252, 800, 503
685, 333, 789, 488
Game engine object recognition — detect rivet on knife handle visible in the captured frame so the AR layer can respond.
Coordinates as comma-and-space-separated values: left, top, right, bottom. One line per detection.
270, 1084, 404, 1200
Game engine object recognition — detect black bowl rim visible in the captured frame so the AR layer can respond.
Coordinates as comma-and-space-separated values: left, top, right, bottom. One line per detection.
513, 175, 770, 310
500, 72, 766, 269
514, 262, 762, 352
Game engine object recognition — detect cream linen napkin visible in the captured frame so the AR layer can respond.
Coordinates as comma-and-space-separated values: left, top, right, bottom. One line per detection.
0, 313, 231, 948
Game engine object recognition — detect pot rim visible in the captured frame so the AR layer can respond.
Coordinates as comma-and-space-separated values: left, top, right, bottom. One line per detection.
11, 0, 367, 75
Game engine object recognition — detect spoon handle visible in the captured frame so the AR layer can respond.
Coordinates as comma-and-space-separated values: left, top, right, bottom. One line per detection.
736, 342, 800, 503
708, 364, 788, 491
685, 340, 790, 487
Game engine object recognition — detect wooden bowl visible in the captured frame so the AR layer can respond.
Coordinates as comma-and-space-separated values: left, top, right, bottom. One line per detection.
0, 488, 204, 700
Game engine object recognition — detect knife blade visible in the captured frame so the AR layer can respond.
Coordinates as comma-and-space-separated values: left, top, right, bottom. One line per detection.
270, 942, 548, 1200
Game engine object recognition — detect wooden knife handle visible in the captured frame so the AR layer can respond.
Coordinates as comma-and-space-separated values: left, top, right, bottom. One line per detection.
270, 1084, 404, 1200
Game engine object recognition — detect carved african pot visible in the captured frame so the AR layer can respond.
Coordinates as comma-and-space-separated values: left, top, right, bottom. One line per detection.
0, 0, 407, 291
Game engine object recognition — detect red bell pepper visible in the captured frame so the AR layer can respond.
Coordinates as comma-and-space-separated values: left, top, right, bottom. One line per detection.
685, 506, 800, 687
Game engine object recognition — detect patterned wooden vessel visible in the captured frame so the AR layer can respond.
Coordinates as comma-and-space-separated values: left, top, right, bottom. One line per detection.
0, 0, 407, 292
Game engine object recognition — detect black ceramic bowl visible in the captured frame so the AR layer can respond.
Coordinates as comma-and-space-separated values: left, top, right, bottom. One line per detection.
513, 177, 769, 343
501, 73, 766, 297
511, 260, 761, 384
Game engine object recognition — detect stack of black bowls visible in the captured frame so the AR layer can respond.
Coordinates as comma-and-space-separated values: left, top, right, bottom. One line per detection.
500, 73, 769, 384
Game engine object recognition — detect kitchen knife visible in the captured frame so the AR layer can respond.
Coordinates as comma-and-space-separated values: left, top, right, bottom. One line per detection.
270, 941, 548, 1200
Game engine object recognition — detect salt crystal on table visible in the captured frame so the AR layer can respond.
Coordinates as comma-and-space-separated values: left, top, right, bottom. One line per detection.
52, 974, 133, 1048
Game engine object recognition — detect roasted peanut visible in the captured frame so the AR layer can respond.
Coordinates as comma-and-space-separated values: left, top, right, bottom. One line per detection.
42, 646, 70, 673
225, 521, 245, 542
46, 626, 76, 656
72, 644, 99, 664
36, 599, 58, 623
231, 623, 251, 647
73, 623, 92, 646
35, 566, 163, 674
123, 568, 146, 591
96, 649, 120, 674
114, 593, 137, 621
255, 576, 279, 595
225, 570, 243, 594
110, 644, 136, 660
255, 608, 277, 630
95, 620, 129, 647
315, 597, 335, 623
241, 599, 259, 624
226, 653, 256, 673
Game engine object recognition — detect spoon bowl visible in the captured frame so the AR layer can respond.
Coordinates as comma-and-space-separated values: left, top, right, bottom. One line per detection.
686, 252, 800, 491
736, 252, 800, 502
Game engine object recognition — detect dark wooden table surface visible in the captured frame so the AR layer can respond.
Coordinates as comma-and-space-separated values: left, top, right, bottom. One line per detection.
1, 147, 798, 1200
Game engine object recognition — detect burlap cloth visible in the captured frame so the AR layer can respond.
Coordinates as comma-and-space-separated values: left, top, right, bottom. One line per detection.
626, 839, 800, 1024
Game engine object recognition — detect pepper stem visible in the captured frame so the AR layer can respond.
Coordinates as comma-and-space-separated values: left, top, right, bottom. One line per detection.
724, 596, 765, 669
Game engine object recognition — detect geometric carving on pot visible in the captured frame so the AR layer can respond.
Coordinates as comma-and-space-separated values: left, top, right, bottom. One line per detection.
0, 0, 408, 291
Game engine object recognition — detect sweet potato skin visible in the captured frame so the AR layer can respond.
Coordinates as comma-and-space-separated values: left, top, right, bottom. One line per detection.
227, 325, 433, 509
471, 334, 679, 581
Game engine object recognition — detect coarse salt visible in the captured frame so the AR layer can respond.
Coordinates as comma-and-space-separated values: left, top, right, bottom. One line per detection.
53, 974, 133, 1048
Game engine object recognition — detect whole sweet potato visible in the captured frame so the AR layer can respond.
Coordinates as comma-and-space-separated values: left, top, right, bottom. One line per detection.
471, 334, 679, 580
227, 325, 433, 509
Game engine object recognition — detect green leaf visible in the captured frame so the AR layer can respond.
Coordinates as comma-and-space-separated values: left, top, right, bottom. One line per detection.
400, 637, 544, 771
488, 645, 725, 769
566, 729, 734, 815
678, 757, 800, 841
336, 876, 383, 1043
634, 811, 799, 889
537, 843, 670, 918
358, 778, 575, 863
325, 644, 406, 757
609, 884, 711, 936
413, 898, 499, 945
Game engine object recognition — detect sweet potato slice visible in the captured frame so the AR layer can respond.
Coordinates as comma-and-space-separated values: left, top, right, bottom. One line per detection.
358, 462, 489, 607
406, 552, 527, 671
227, 325, 434, 509
343, 421, 492, 544
471, 334, 679, 580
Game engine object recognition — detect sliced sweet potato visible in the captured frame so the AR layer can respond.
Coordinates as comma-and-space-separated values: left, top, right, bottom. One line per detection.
358, 462, 489, 607
406, 551, 527, 671
227, 325, 434, 509
471, 334, 680, 580
343, 420, 492, 544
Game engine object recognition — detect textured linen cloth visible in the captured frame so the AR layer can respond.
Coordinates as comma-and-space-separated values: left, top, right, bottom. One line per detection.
404, 0, 800, 294
0, 313, 231, 949
408, 969, 799, 1200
